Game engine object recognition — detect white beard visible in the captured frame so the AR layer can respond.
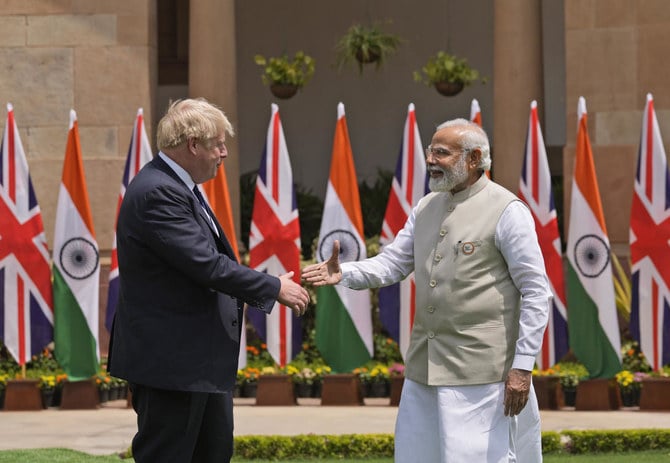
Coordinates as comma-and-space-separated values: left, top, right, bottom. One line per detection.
428, 154, 469, 192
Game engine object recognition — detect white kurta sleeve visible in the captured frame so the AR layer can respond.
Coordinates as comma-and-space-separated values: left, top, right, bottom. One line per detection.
340, 207, 417, 290
495, 201, 552, 372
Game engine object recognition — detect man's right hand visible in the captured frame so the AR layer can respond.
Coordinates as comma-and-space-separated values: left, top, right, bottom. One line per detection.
277, 271, 310, 317
301, 240, 342, 286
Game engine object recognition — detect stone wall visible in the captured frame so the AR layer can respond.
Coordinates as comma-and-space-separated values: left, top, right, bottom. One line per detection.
0, 1, 157, 251
563, 0, 670, 247
0, 1, 157, 356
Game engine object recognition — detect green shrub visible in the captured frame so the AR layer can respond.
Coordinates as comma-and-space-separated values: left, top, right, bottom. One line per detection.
232, 430, 670, 459
563, 430, 670, 454
541, 431, 563, 454
234, 434, 394, 459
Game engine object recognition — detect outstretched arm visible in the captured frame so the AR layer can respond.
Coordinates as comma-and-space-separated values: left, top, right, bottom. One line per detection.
301, 240, 342, 286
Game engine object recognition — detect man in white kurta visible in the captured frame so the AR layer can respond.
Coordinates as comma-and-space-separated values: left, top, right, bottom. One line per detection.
303, 119, 551, 462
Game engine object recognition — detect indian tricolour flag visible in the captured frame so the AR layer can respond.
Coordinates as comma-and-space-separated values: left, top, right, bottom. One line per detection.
53, 110, 100, 381
315, 102, 372, 373
566, 97, 621, 378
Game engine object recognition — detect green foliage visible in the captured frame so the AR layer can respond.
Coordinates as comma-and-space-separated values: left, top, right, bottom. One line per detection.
562, 430, 670, 454
335, 22, 403, 74
0, 448, 124, 462
230, 431, 670, 459
620, 340, 651, 373
234, 434, 394, 459
542, 432, 564, 454
359, 169, 393, 239
373, 334, 402, 364
554, 361, 590, 389
254, 51, 315, 88
296, 185, 325, 260
413, 51, 482, 87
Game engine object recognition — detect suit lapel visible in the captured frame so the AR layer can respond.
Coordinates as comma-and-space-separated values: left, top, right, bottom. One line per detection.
153, 156, 238, 262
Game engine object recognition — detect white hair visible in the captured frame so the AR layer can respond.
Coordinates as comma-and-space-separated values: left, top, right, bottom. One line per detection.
435, 118, 491, 171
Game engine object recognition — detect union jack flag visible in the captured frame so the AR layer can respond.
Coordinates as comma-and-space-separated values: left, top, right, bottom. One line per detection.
518, 100, 568, 369
0, 103, 53, 364
105, 108, 152, 331
248, 104, 301, 367
378, 103, 427, 359
630, 93, 670, 370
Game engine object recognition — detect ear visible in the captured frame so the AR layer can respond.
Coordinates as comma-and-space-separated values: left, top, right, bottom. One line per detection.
469, 149, 482, 168
187, 137, 198, 155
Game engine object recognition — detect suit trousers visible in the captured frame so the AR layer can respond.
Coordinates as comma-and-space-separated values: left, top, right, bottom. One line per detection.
130, 383, 234, 463
394, 379, 542, 462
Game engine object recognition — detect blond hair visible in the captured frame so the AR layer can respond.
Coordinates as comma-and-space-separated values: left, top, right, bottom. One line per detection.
156, 98, 234, 151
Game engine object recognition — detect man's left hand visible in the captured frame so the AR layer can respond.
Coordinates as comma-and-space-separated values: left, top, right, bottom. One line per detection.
504, 368, 531, 416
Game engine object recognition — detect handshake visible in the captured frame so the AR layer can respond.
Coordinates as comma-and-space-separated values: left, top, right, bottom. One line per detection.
276, 241, 342, 316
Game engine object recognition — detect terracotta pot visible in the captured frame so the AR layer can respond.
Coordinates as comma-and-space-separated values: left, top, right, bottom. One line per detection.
575, 378, 620, 410
255, 374, 296, 406
269, 84, 299, 99
533, 376, 561, 410
320, 374, 364, 406
434, 81, 464, 97
639, 377, 670, 410
4, 379, 43, 411
60, 379, 99, 409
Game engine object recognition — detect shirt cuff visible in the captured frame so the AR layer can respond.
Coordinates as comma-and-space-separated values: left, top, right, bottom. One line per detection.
512, 354, 536, 372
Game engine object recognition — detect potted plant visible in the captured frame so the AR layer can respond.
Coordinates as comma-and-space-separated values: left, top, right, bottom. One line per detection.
367, 364, 390, 397
240, 366, 260, 398
413, 51, 483, 97
95, 373, 111, 403
335, 22, 402, 74
290, 365, 316, 398
254, 51, 315, 99
554, 361, 589, 407
39, 375, 56, 408
615, 370, 644, 407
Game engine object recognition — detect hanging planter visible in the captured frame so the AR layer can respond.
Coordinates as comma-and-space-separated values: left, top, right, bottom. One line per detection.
254, 51, 315, 100
414, 51, 484, 97
335, 22, 402, 74
434, 81, 465, 97
269, 84, 299, 100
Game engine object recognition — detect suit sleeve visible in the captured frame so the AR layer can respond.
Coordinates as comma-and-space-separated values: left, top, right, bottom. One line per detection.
133, 183, 280, 312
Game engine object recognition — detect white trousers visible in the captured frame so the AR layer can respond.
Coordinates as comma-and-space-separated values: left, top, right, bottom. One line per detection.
394, 379, 542, 463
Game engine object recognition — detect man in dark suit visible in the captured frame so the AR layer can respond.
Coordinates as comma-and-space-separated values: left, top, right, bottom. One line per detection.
108, 98, 310, 463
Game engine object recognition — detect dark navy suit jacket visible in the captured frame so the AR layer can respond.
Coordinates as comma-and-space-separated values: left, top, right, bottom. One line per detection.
108, 155, 279, 392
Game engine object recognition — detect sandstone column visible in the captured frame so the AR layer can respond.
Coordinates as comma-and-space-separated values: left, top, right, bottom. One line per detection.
492, 0, 544, 191
189, 0, 241, 242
